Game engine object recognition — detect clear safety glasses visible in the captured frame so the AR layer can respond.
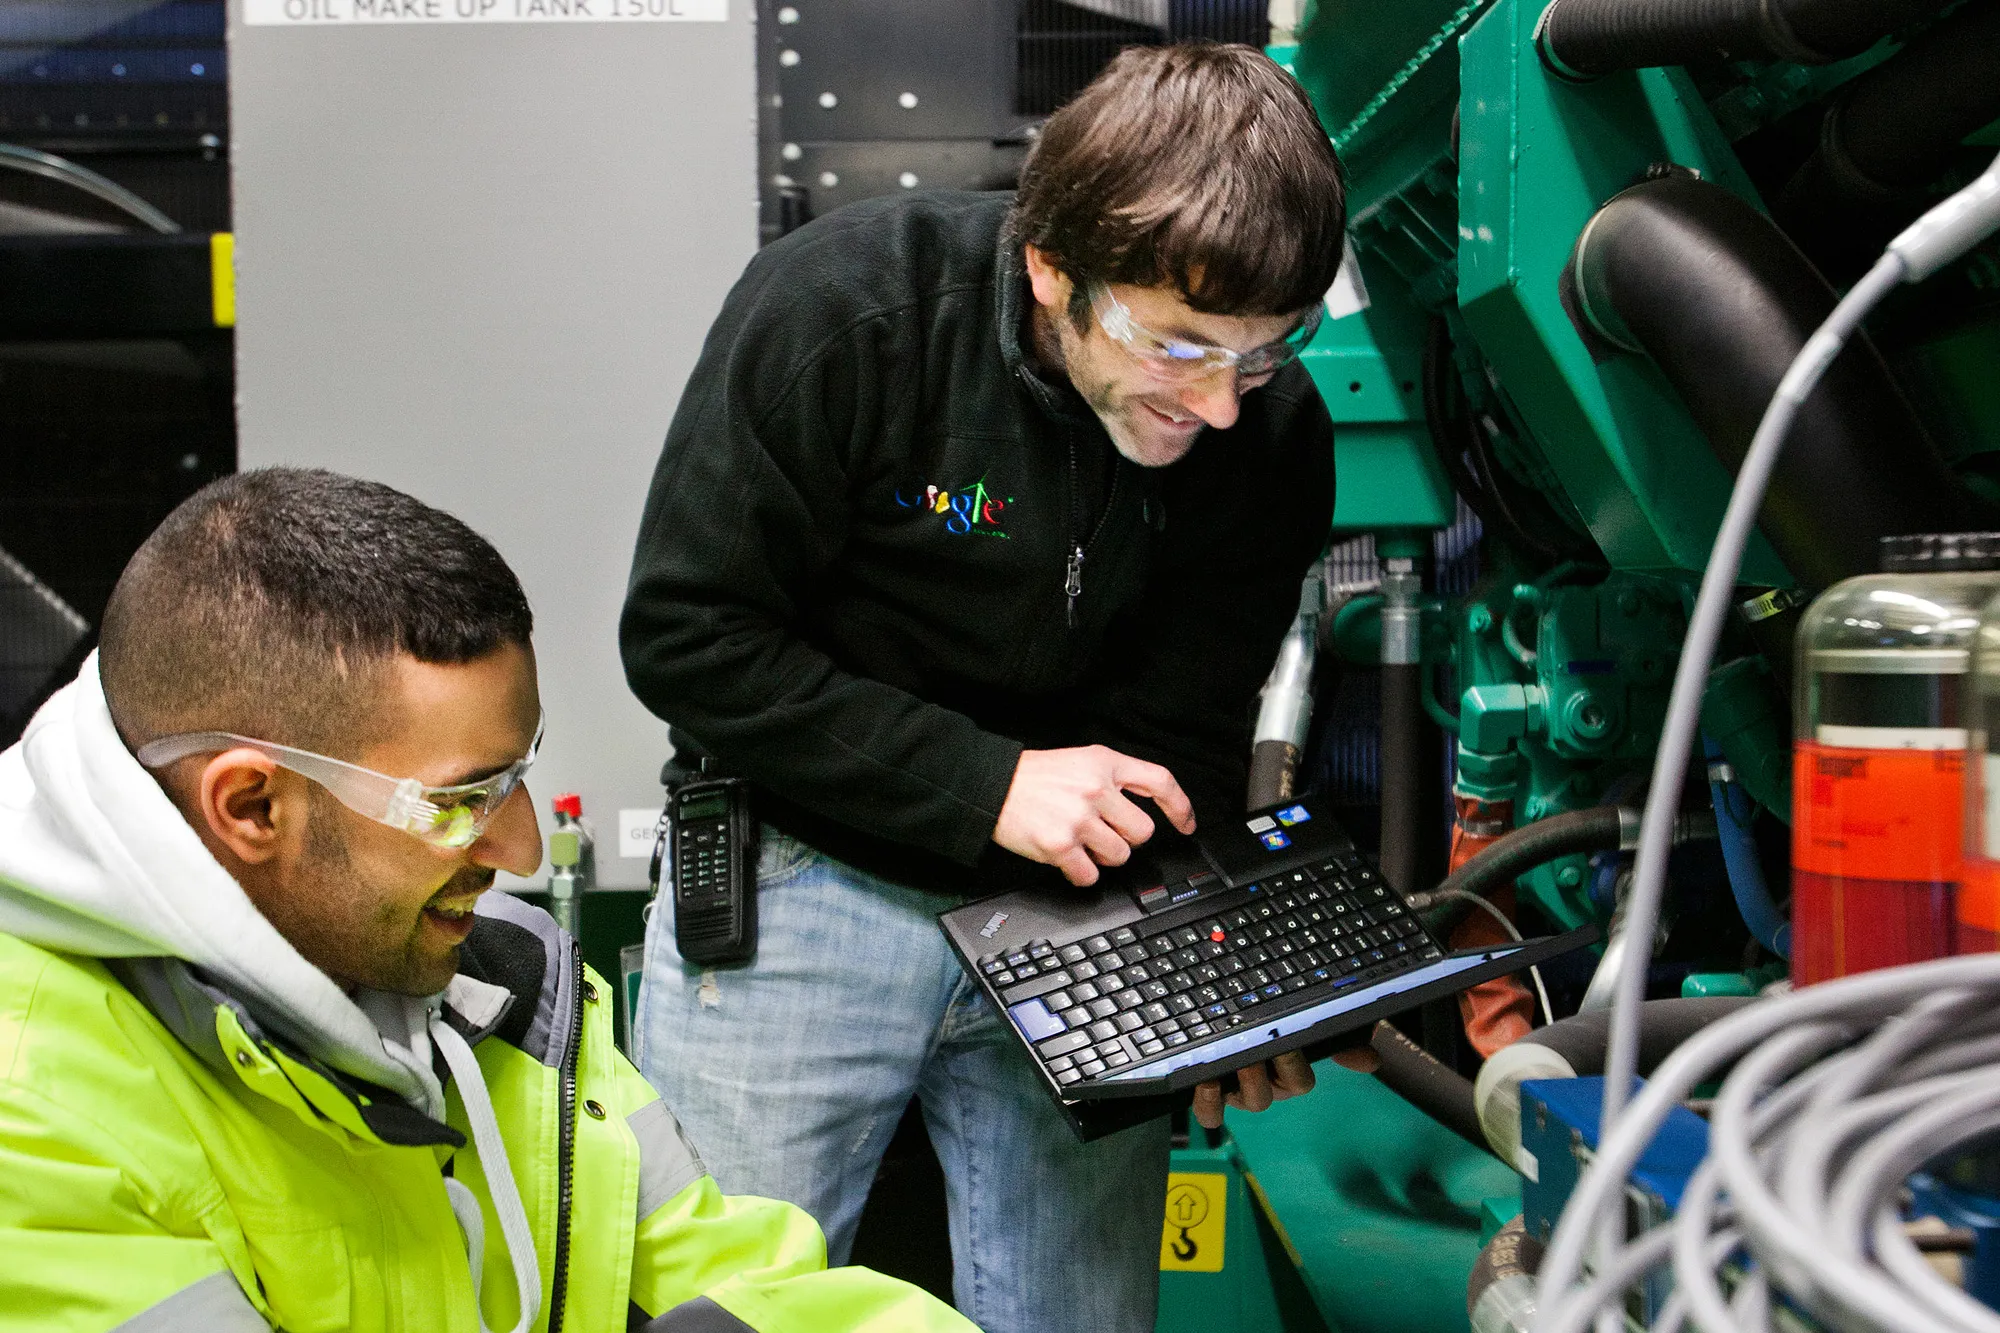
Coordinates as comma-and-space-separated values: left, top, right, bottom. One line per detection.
1089, 283, 1323, 384
136, 714, 544, 850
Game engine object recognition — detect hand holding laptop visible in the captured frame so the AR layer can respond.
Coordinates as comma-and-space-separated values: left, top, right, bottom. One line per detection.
992, 746, 1198, 886
1190, 1033, 1388, 1127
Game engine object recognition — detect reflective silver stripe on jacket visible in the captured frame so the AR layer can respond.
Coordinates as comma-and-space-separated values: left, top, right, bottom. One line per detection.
114, 1271, 268, 1332
630, 1097, 708, 1220
640, 1295, 755, 1332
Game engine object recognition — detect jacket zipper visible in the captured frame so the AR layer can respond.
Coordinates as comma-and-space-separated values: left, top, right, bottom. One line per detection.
547, 941, 583, 1333
1064, 436, 1123, 629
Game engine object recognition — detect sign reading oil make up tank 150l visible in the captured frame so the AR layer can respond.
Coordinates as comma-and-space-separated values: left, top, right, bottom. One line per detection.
245, 0, 724, 23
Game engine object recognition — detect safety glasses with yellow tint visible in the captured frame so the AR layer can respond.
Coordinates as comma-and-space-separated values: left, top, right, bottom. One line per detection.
136, 715, 543, 850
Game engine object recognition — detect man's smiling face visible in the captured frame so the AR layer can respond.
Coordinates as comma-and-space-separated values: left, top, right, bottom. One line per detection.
270, 642, 545, 995
1023, 245, 1307, 468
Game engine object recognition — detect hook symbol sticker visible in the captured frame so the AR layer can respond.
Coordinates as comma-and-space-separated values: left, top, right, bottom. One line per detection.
1158, 1174, 1225, 1272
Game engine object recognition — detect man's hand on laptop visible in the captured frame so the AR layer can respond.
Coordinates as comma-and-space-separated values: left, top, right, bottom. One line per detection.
1192, 1043, 1382, 1129
993, 746, 1196, 886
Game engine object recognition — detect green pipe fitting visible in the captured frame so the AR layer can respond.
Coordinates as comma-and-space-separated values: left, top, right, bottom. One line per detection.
1422, 660, 1461, 735
1331, 593, 1384, 665
1376, 531, 1431, 562
1682, 963, 1787, 999
1452, 748, 1521, 803
1457, 682, 1545, 753
1452, 683, 1546, 803
1701, 657, 1793, 823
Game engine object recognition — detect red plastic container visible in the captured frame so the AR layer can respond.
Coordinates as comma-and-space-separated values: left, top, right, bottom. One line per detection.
1791, 534, 2000, 985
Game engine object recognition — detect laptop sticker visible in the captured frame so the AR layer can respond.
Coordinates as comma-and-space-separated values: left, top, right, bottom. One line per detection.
1246, 815, 1277, 833
1275, 804, 1311, 826
1260, 830, 1291, 851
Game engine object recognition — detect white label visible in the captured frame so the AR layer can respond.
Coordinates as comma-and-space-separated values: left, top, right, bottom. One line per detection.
618, 807, 665, 860
1321, 236, 1370, 322
1986, 754, 2000, 861
246, 0, 725, 24
1815, 724, 1968, 751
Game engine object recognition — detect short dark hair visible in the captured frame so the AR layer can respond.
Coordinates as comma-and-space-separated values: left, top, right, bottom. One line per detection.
101, 467, 533, 753
1011, 42, 1346, 318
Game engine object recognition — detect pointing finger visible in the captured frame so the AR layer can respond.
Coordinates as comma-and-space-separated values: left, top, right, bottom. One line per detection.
1113, 759, 1196, 834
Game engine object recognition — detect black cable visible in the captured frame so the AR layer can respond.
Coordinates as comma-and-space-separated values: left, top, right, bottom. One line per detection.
1522, 997, 1753, 1077
1367, 1020, 1491, 1151
1421, 315, 1563, 560
1405, 806, 1629, 926
1535, 0, 1950, 79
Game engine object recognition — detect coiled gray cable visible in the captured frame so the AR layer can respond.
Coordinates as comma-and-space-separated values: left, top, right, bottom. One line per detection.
1531, 149, 2000, 1333
1532, 955, 2000, 1333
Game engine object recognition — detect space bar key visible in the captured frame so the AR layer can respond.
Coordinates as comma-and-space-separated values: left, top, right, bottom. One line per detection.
999, 969, 1073, 1006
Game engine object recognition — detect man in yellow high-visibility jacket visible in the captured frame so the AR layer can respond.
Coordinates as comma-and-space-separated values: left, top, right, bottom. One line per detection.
0, 466, 976, 1333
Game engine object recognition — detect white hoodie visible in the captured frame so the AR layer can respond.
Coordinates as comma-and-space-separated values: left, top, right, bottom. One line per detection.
0, 654, 451, 1111
0, 657, 541, 1333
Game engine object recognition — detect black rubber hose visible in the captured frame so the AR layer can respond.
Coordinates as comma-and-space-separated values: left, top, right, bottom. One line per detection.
1466, 1215, 1542, 1331
1368, 1020, 1490, 1151
1420, 318, 1504, 532
1246, 738, 1297, 810
1777, 0, 2000, 254
1380, 663, 1443, 895
1420, 315, 1569, 561
1535, 0, 1950, 79
1522, 997, 1752, 1074
1567, 173, 1978, 591
1405, 806, 1628, 923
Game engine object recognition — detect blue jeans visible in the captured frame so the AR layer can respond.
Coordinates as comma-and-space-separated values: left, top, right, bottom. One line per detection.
633, 827, 1170, 1332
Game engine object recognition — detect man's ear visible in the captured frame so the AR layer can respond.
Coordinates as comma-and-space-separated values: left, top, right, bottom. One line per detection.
1022, 244, 1071, 314
193, 750, 296, 866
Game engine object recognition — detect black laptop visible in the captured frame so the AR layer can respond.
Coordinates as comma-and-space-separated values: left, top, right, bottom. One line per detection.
938, 794, 1598, 1139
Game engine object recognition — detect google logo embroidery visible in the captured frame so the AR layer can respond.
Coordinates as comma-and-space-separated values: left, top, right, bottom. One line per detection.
895, 477, 1013, 537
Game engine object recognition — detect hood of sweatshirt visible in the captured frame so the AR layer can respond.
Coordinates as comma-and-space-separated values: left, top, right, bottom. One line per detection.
0, 656, 548, 1331
0, 654, 449, 1113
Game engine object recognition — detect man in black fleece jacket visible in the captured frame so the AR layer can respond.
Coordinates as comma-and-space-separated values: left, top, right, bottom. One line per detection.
622, 44, 1342, 1332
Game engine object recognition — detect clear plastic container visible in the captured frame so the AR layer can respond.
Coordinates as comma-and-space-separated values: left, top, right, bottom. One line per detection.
1962, 578, 2000, 956
1793, 533, 2000, 986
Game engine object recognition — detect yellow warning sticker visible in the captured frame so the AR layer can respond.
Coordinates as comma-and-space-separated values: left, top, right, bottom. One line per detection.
1159, 1172, 1226, 1272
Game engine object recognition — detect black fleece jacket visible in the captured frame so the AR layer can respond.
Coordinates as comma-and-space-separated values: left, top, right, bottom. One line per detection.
620, 190, 1335, 895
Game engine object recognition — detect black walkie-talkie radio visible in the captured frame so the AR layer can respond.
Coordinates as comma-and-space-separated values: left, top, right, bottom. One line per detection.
662, 777, 758, 965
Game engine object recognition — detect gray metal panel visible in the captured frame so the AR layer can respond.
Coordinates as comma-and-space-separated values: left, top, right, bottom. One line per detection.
227, 2, 758, 885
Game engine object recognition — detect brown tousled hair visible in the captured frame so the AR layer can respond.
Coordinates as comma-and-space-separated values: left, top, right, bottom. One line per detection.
1012, 42, 1347, 320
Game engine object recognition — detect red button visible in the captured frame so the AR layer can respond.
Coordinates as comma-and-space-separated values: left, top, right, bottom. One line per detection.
1210, 927, 1226, 943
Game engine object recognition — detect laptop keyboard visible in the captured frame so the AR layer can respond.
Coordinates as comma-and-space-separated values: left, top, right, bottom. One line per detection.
977, 853, 1446, 1088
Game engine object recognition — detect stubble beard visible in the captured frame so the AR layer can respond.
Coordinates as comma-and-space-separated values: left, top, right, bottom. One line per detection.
1069, 340, 1204, 468
293, 802, 489, 996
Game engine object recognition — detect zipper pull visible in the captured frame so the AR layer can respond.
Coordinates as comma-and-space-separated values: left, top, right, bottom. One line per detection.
1065, 544, 1085, 627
